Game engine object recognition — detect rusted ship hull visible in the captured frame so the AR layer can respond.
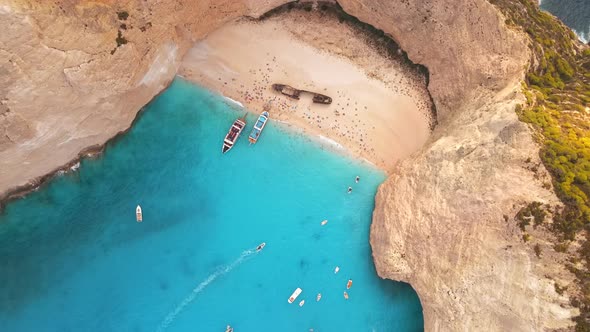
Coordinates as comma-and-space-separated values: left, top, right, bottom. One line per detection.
272, 83, 332, 104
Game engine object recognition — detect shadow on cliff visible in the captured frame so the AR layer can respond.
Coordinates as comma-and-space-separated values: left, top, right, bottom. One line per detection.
254, 0, 438, 129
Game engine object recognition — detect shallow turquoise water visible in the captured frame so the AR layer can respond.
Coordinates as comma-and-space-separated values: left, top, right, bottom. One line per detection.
0, 78, 423, 332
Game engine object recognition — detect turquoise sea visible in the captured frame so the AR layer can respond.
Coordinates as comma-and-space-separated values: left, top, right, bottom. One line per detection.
0, 78, 423, 332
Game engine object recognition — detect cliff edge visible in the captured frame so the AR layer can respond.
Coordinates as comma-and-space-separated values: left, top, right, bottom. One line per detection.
0, 0, 288, 200
338, 0, 579, 330
0, 0, 581, 330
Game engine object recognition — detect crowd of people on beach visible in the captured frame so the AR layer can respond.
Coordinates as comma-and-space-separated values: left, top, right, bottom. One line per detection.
206, 44, 431, 169
217, 57, 388, 166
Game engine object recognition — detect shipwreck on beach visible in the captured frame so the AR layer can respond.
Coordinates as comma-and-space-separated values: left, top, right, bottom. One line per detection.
272, 83, 332, 104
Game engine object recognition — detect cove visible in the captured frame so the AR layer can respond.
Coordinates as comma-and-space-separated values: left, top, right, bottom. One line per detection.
0, 78, 423, 332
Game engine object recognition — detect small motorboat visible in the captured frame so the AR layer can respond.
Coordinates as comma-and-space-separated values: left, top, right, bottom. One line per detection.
347, 187, 352, 194
288, 287, 302, 304
222, 116, 246, 153
334, 266, 340, 274
299, 300, 305, 307
316, 293, 322, 302
248, 111, 270, 144
343, 291, 349, 300
256, 242, 266, 251
225, 325, 234, 332
321, 220, 328, 226
347, 279, 353, 289
136, 205, 142, 222
355, 176, 360, 183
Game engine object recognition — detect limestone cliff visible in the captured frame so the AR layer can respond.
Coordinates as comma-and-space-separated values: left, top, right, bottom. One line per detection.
0, 0, 288, 200
0, 0, 580, 331
337, 0, 579, 330
370, 87, 578, 330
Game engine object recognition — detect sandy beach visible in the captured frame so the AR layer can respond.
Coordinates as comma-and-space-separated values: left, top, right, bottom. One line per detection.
179, 9, 433, 170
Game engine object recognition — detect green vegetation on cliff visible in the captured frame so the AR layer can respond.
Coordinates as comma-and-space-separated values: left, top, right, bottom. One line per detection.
491, 0, 590, 329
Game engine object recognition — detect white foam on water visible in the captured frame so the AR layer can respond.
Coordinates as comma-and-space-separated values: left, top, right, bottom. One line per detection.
56, 162, 81, 176
224, 96, 244, 108
156, 247, 258, 332
317, 135, 344, 150
573, 28, 589, 43
362, 158, 377, 168
70, 162, 80, 172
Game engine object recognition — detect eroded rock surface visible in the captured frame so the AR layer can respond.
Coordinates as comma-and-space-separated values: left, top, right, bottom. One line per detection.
337, 0, 579, 330
0, 0, 288, 198
0, 0, 580, 331
340, 0, 527, 122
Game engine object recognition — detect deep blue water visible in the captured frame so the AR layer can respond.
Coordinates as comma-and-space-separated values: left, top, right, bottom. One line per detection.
541, 0, 590, 43
0, 78, 423, 332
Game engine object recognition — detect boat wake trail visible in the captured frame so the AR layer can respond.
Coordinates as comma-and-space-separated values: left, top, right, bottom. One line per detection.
156, 247, 258, 332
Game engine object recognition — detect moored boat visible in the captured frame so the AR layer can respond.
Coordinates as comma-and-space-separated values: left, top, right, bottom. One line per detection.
222, 116, 246, 153
316, 293, 322, 302
347, 279, 353, 289
136, 205, 142, 222
248, 111, 270, 144
288, 287, 302, 304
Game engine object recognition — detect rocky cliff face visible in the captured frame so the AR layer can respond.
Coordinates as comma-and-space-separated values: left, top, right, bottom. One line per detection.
0, 0, 288, 200
339, 0, 527, 123
338, 0, 578, 330
0, 0, 579, 330
370, 87, 578, 330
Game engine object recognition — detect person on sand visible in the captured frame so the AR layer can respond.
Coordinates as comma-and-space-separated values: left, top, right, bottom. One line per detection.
347, 187, 352, 194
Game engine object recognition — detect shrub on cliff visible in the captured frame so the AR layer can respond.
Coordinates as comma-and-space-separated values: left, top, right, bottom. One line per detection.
490, 0, 590, 328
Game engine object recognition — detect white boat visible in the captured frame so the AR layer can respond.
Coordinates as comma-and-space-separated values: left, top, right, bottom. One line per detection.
321, 220, 328, 226
256, 242, 266, 251
343, 291, 349, 300
316, 293, 322, 302
299, 300, 305, 307
248, 111, 270, 144
288, 287, 302, 304
334, 266, 340, 274
136, 205, 142, 222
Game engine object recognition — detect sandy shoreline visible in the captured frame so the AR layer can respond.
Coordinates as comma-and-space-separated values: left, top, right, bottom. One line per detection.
179, 10, 433, 171
0, 7, 434, 208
